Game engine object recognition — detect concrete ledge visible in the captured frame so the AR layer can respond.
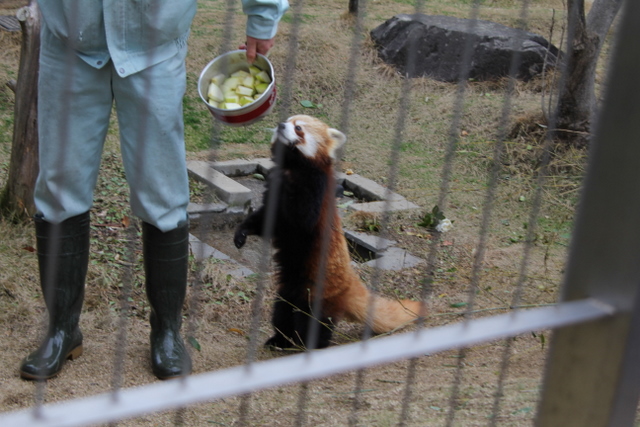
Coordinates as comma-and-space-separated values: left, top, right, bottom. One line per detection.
187, 202, 227, 215
345, 229, 424, 271
189, 234, 255, 278
186, 157, 424, 272
343, 173, 388, 201
188, 205, 246, 228
335, 172, 348, 185
208, 158, 275, 177
254, 158, 276, 175
187, 160, 252, 207
349, 199, 420, 213
344, 230, 396, 253
335, 173, 408, 205
363, 247, 424, 271
189, 234, 232, 261
211, 159, 260, 177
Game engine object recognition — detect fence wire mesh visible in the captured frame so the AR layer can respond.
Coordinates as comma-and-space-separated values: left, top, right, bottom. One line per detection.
0, 0, 639, 426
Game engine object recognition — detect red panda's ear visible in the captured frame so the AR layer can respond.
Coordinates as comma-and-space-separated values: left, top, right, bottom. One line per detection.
327, 128, 346, 159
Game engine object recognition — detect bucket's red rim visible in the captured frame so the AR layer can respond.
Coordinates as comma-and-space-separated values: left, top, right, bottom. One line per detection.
213, 87, 277, 124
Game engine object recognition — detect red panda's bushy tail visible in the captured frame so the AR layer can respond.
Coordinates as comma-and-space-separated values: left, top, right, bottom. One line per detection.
342, 283, 424, 334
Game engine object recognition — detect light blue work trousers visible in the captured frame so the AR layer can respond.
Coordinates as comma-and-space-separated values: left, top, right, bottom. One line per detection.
34, 25, 190, 232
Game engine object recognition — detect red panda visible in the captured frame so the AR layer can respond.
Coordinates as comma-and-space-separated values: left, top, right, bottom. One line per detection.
234, 115, 423, 349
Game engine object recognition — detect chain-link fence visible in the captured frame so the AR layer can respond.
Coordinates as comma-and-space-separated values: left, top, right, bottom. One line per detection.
1, 0, 639, 425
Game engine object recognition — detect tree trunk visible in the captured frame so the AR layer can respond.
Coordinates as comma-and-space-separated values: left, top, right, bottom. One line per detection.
555, 0, 622, 148
348, 0, 358, 15
0, 0, 40, 221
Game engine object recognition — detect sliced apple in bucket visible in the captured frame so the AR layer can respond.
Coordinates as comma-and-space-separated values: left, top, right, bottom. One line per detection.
206, 64, 272, 109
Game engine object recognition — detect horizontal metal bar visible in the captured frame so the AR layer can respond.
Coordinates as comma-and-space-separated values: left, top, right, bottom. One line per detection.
0, 298, 614, 427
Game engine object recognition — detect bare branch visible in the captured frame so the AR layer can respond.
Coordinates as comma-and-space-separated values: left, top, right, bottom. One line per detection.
6, 80, 17, 93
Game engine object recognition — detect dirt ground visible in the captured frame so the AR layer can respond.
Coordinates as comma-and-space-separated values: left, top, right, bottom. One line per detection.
0, 158, 564, 426
0, 0, 591, 425
0, 215, 559, 426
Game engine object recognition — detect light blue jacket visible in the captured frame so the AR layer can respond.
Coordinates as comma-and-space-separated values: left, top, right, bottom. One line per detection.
37, 0, 289, 77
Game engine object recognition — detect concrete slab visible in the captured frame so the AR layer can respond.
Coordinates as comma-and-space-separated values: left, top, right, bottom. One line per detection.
226, 267, 257, 278
254, 158, 276, 175
187, 202, 227, 215
343, 174, 405, 202
344, 229, 397, 252
348, 199, 420, 213
188, 234, 255, 279
187, 160, 252, 207
211, 160, 259, 177
188, 209, 246, 229
186, 157, 424, 273
189, 234, 232, 261
364, 247, 424, 271
334, 172, 348, 185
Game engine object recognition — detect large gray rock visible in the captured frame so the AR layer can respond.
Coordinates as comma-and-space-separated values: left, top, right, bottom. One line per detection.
371, 14, 560, 82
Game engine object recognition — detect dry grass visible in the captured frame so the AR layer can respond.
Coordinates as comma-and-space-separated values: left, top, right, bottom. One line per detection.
0, 0, 601, 425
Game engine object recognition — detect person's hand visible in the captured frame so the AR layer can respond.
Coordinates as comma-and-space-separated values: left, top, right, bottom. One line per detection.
239, 36, 276, 63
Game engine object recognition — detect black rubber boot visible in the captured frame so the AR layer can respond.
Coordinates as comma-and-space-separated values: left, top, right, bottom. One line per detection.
20, 212, 90, 380
143, 221, 192, 380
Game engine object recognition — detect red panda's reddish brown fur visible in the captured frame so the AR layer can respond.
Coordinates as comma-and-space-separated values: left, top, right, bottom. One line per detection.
234, 115, 423, 349
306, 190, 422, 335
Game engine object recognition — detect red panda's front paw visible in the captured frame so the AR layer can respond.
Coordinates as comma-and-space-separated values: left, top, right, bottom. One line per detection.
234, 229, 248, 249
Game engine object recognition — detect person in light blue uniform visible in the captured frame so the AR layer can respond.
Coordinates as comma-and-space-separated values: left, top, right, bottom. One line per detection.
20, 0, 288, 381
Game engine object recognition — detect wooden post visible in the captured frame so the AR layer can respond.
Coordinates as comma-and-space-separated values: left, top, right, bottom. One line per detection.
0, 0, 40, 221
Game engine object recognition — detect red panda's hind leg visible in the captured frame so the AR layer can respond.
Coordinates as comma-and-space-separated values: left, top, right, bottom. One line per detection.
265, 298, 297, 349
266, 291, 335, 350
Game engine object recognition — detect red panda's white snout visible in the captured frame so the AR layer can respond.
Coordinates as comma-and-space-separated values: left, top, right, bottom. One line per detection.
271, 115, 346, 160
272, 118, 320, 159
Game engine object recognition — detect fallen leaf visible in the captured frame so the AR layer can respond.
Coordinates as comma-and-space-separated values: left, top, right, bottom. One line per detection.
187, 336, 201, 351
450, 302, 467, 308
228, 328, 246, 336
23, 246, 36, 253
301, 100, 321, 108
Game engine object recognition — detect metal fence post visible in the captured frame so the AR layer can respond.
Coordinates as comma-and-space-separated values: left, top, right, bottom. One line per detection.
535, 1, 640, 425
